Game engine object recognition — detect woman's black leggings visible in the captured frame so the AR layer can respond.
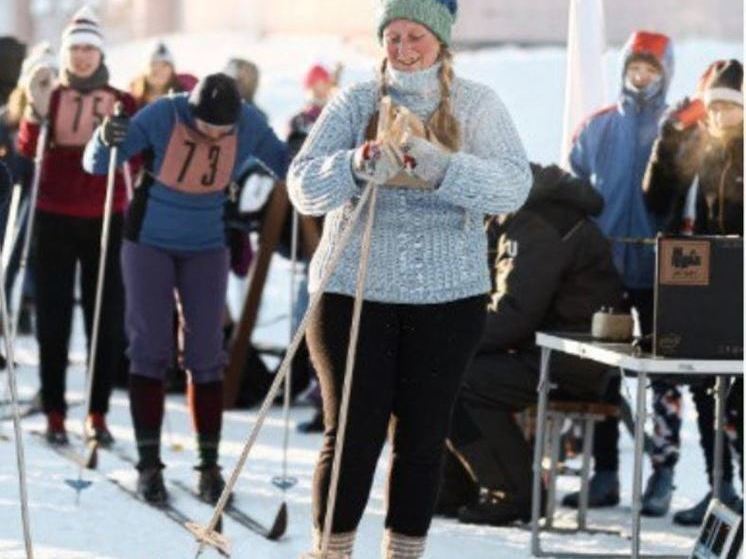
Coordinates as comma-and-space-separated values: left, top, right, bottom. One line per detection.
307, 292, 486, 537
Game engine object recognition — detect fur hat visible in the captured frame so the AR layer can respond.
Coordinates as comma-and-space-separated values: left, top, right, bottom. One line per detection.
61, 6, 104, 51
377, 0, 458, 46
703, 59, 743, 107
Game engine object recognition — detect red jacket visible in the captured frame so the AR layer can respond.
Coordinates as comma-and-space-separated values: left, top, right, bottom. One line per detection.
17, 84, 136, 218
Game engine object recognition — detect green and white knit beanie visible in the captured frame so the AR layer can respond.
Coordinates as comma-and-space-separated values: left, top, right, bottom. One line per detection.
377, 0, 458, 46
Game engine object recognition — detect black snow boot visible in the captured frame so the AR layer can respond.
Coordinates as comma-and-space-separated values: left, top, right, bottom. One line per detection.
197, 465, 233, 506
297, 409, 324, 434
434, 448, 479, 518
137, 466, 168, 505
458, 488, 538, 526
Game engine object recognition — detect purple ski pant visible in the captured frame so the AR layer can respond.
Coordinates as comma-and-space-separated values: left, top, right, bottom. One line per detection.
121, 240, 229, 383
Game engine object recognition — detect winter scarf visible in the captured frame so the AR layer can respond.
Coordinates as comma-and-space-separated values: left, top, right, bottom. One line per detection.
60, 62, 110, 93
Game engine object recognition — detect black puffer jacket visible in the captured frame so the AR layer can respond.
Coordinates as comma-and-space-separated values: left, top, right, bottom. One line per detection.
643, 123, 743, 236
481, 164, 624, 353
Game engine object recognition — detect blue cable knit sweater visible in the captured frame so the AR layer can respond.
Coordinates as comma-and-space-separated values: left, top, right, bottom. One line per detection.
288, 63, 532, 304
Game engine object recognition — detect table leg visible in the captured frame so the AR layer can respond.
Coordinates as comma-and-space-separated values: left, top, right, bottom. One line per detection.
546, 416, 562, 528
531, 347, 552, 557
712, 376, 728, 501
631, 371, 647, 559
578, 418, 595, 531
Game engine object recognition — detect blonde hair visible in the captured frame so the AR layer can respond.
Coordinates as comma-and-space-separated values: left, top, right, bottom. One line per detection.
5, 86, 28, 127
365, 47, 461, 151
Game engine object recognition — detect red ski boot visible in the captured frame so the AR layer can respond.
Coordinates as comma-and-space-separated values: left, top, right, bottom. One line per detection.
46, 411, 68, 446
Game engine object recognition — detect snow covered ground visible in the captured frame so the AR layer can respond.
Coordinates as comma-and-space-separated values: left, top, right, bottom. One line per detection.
0, 33, 742, 558
0, 259, 740, 558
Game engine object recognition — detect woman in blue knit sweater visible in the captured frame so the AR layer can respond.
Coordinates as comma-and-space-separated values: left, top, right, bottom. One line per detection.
288, 1, 531, 556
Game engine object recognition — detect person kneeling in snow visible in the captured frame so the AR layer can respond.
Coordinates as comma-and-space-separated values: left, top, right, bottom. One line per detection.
83, 73, 288, 505
438, 164, 624, 526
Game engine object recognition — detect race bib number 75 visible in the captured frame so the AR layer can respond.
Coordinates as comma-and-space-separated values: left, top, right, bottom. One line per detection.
54, 89, 117, 147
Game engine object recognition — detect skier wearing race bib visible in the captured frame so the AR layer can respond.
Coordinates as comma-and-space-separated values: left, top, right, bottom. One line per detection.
287, 0, 531, 556
17, 6, 135, 447
83, 73, 288, 505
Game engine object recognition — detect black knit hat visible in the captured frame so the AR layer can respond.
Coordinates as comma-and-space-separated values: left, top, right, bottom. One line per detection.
703, 59, 743, 107
188, 73, 242, 126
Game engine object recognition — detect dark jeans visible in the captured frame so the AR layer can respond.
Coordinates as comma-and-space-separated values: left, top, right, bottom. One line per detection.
448, 350, 616, 504
35, 211, 126, 415
308, 292, 485, 537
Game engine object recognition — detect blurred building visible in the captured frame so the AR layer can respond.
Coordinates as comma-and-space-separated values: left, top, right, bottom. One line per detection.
0, 0, 742, 46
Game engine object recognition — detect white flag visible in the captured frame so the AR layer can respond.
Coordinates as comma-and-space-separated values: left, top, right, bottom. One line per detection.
560, 0, 608, 169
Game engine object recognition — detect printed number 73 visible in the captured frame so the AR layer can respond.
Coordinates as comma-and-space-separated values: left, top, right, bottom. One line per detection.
177, 140, 221, 186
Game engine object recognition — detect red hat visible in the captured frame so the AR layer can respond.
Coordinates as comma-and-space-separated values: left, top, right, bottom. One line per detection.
304, 64, 332, 89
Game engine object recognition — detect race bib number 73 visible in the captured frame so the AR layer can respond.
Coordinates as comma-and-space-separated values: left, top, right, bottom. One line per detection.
157, 122, 237, 193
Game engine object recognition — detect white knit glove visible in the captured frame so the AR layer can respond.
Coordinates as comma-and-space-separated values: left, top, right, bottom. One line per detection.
24, 65, 55, 121
352, 141, 403, 185
403, 136, 451, 188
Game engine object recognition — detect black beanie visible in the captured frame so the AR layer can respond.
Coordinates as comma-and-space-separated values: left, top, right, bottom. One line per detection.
703, 59, 743, 108
188, 73, 242, 126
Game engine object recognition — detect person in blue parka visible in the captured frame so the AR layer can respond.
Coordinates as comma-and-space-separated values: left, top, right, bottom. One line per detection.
566, 30, 674, 511
83, 73, 288, 505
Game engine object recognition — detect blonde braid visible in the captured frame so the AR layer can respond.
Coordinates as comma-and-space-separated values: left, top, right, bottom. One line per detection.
364, 57, 389, 140
429, 48, 461, 151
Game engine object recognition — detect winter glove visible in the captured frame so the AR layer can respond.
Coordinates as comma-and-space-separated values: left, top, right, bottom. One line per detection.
100, 112, 130, 147
402, 136, 451, 188
24, 65, 55, 121
351, 140, 403, 185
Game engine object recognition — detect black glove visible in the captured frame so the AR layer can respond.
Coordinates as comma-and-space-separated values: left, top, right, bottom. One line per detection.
100, 113, 130, 147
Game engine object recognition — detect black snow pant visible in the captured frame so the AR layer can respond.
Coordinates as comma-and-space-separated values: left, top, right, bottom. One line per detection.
35, 211, 126, 415
447, 350, 615, 505
308, 292, 485, 538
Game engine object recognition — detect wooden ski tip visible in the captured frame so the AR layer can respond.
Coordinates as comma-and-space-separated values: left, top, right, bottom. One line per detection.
268, 501, 288, 541
186, 522, 230, 556
84, 441, 98, 470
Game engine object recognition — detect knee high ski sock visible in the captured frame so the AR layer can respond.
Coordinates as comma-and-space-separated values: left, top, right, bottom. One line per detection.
129, 374, 165, 470
187, 380, 223, 469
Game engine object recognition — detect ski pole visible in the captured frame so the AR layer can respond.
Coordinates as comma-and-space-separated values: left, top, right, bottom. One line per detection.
0, 182, 24, 411
1, 183, 23, 273
9, 121, 48, 346
123, 161, 134, 203
192, 182, 375, 558
0, 164, 34, 558
81, 102, 124, 461
275, 208, 299, 490
319, 185, 378, 558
